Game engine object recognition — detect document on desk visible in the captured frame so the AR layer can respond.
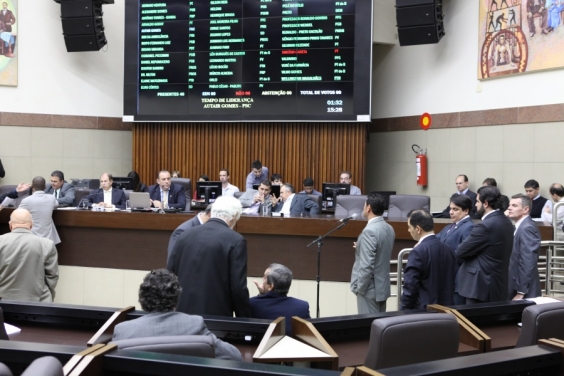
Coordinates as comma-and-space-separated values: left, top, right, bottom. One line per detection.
258, 336, 331, 359
526, 297, 562, 304
5, 323, 21, 336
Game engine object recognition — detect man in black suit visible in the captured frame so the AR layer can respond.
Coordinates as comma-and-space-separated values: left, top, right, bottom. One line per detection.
435, 175, 477, 218
148, 170, 186, 210
250, 263, 310, 333
167, 204, 212, 258
401, 209, 457, 310
167, 196, 251, 317
273, 183, 319, 216
507, 194, 541, 300
45, 170, 75, 207
457, 186, 514, 304
86, 173, 126, 209
524, 179, 549, 219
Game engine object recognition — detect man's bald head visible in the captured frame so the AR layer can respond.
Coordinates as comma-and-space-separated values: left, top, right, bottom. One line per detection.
31, 176, 46, 192
9, 209, 33, 231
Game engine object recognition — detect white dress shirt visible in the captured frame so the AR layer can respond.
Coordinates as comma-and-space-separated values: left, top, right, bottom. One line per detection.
280, 193, 295, 215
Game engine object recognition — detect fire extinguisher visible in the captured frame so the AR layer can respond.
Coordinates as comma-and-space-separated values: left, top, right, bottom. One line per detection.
413, 144, 428, 186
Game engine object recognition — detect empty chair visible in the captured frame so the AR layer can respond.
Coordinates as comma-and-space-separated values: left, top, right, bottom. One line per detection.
110, 335, 215, 358
388, 194, 430, 220
335, 195, 367, 218
308, 194, 322, 212
171, 178, 192, 211
516, 302, 564, 347
73, 189, 92, 207
364, 313, 459, 370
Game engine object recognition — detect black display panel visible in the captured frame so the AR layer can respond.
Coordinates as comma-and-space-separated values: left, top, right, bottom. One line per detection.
124, 0, 373, 122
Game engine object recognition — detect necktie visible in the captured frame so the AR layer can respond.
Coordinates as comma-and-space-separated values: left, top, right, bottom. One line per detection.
163, 192, 169, 209
447, 223, 456, 234
54, 190, 59, 199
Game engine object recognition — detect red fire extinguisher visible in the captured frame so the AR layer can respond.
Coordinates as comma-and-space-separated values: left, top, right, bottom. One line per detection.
413, 144, 428, 186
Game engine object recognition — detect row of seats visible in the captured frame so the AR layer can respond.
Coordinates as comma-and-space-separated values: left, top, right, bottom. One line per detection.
336, 194, 430, 219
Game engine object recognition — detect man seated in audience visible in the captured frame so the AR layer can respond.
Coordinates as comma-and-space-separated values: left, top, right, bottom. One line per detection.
148, 170, 186, 210
219, 169, 239, 197
401, 209, 457, 310
482, 178, 509, 212
457, 186, 514, 304
299, 177, 321, 196
507, 194, 541, 300
436, 195, 474, 305
273, 183, 319, 216
0, 208, 58, 302
45, 170, 75, 207
0, 182, 30, 209
542, 183, 564, 239
525, 179, 550, 218
239, 179, 275, 214
86, 173, 126, 209
112, 269, 242, 361
436, 174, 477, 218
270, 174, 283, 186
339, 171, 361, 195
251, 264, 310, 333
246, 160, 269, 189
167, 204, 212, 258
19, 176, 60, 244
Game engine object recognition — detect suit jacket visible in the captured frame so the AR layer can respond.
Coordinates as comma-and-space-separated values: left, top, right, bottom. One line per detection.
238, 189, 272, 209
19, 191, 60, 244
273, 193, 319, 216
250, 291, 310, 334
508, 216, 541, 299
456, 210, 514, 302
167, 214, 203, 258
0, 228, 58, 302
350, 217, 395, 302
148, 183, 186, 210
112, 311, 242, 361
86, 188, 126, 209
437, 190, 478, 218
531, 196, 548, 219
436, 216, 474, 252
45, 182, 76, 207
167, 218, 251, 317
401, 235, 457, 310
0, 9, 15, 32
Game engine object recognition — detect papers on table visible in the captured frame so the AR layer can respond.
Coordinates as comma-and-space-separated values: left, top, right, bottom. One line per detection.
526, 297, 562, 305
5, 323, 20, 336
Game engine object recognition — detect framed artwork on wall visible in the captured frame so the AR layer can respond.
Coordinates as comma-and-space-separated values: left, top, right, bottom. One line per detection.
0, 0, 17, 86
478, 0, 564, 79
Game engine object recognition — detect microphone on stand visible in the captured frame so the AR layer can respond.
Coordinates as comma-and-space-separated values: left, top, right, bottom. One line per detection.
76, 196, 89, 210
339, 213, 358, 223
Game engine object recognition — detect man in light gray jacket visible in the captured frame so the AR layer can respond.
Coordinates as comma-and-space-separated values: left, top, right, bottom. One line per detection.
350, 192, 395, 313
19, 176, 60, 244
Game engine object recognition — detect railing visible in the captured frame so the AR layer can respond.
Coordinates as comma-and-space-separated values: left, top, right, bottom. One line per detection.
551, 201, 564, 240
541, 240, 564, 296
395, 248, 413, 310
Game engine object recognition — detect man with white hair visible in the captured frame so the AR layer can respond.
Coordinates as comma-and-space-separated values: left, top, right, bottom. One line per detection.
167, 196, 251, 317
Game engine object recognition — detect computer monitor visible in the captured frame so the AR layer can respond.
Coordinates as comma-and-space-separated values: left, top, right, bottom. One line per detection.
252, 184, 281, 198
196, 181, 222, 205
322, 183, 351, 209
112, 177, 133, 190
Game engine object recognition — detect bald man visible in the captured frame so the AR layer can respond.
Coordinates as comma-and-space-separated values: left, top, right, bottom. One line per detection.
0, 209, 59, 302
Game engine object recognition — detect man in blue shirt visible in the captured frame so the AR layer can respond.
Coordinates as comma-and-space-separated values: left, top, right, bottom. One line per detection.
245, 160, 269, 189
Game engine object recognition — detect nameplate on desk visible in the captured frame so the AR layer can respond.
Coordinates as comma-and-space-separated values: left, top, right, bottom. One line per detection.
271, 212, 283, 217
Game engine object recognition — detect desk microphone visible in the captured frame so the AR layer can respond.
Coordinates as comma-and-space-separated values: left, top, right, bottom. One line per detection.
339, 213, 358, 223
76, 197, 89, 210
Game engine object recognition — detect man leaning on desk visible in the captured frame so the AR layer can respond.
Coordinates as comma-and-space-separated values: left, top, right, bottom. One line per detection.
45, 170, 75, 208
148, 170, 186, 210
85, 173, 126, 209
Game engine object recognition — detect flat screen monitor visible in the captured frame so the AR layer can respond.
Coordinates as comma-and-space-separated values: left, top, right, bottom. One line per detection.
196, 181, 222, 205
322, 182, 350, 209
123, 0, 373, 122
112, 177, 134, 190
252, 184, 280, 198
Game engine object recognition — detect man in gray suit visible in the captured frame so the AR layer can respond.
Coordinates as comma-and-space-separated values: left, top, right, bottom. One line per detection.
167, 204, 212, 258
239, 179, 274, 214
350, 192, 395, 313
45, 170, 75, 207
0, 209, 58, 302
19, 176, 60, 244
112, 269, 241, 361
507, 193, 541, 300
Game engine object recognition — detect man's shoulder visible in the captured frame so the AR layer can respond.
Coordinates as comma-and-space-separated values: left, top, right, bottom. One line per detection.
147, 184, 158, 193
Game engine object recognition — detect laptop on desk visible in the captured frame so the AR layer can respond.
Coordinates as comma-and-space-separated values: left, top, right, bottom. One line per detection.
129, 192, 151, 210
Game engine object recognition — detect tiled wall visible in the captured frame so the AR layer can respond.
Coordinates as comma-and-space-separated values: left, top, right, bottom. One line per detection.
366, 121, 564, 212
0, 126, 132, 185
55, 266, 400, 316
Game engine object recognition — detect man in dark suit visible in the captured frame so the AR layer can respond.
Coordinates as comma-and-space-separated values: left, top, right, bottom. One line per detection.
273, 183, 319, 216
112, 269, 241, 360
507, 194, 541, 300
148, 170, 186, 210
45, 170, 75, 207
457, 186, 514, 304
401, 209, 458, 310
167, 204, 212, 258
435, 174, 477, 218
250, 264, 310, 333
0, 182, 30, 208
524, 179, 549, 219
86, 173, 126, 209
167, 196, 251, 317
